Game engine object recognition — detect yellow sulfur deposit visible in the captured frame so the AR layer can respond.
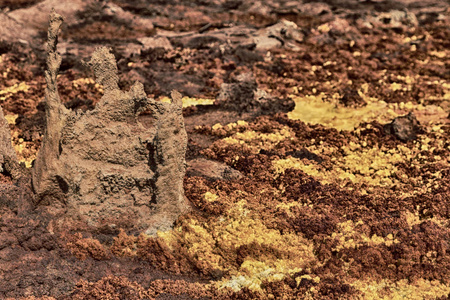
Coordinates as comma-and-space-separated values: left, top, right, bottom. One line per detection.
72, 77, 96, 87
159, 96, 214, 108
350, 278, 450, 300
220, 128, 294, 153
275, 201, 313, 217
330, 220, 399, 252
4, 114, 18, 125
403, 210, 449, 230
0, 82, 30, 101
272, 133, 447, 194
288, 90, 448, 131
157, 199, 316, 292
10, 130, 37, 168
287, 93, 389, 131
272, 143, 405, 188
209, 123, 294, 155
204, 191, 219, 202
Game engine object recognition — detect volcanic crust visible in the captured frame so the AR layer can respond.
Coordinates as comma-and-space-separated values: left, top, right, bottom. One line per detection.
0, 0, 449, 299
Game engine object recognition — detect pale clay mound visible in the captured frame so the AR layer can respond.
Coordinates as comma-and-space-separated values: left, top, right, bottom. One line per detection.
24, 10, 190, 235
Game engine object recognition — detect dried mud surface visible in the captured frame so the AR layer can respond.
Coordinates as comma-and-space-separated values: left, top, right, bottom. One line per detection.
0, 0, 449, 299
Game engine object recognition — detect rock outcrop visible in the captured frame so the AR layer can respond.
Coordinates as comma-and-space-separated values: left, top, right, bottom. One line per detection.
32, 10, 190, 234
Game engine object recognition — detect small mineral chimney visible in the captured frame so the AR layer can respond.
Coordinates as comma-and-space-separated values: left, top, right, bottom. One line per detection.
32, 10, 190, 234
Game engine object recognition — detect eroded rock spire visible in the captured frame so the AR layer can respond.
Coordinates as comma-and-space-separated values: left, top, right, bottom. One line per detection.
32, 9, 68, 201
32, 10, 190, 234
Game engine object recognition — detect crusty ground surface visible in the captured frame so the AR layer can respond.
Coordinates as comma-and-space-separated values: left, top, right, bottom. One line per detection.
0, 0, 449, 299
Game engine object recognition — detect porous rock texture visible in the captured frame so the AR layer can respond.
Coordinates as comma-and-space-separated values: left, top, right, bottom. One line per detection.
0, 106, 16, 173
32, 10, 190, 235
0, 89, 31, 215
0, 105, 21, 180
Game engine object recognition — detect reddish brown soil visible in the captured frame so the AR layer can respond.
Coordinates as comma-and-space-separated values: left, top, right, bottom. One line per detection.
0, 0, 449, 299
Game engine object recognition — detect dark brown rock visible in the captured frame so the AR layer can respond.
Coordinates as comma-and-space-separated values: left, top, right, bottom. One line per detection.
187, 158, 243, 181
383, 112, 422, 142
215, 72, 295, 115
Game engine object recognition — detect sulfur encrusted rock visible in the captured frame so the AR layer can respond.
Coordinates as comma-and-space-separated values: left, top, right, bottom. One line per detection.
32, 10, 190, 234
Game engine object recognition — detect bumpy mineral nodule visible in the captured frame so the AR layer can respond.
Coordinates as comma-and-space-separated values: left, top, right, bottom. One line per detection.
31, 10, 190, 235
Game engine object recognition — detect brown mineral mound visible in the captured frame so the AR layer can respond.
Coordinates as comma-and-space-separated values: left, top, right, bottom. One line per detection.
29, 11, 190, 235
